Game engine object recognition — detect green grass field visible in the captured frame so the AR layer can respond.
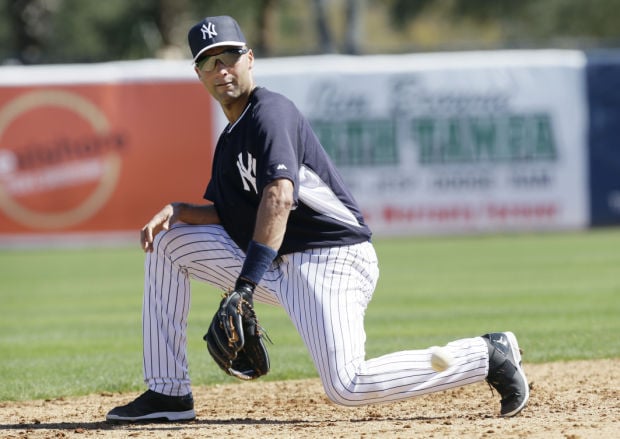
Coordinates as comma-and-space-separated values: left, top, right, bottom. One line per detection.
1, 229, 619, 402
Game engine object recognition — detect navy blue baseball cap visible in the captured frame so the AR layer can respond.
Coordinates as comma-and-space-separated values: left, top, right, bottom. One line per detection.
188, 16, 247, 63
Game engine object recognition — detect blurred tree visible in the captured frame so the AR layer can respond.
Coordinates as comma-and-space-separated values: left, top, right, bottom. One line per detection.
256, 0, 279, 57
312, 0, 336, 53
52, 0, 172, 63
1, 0, 619, 65
383, 0, 620, 49
344, 0, 364, 54
8, 0, 53, 64
156, 0, 189, 58
516, 0, 620, 46
384, 0, 435, 28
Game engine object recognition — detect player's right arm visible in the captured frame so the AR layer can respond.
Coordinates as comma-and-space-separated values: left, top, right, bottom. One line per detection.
140, 202, 221, 252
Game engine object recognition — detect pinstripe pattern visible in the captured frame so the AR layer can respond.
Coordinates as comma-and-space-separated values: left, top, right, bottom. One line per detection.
143, 224, 489, 403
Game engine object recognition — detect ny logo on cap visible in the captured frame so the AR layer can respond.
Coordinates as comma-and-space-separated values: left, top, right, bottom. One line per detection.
201, 22, 217, 40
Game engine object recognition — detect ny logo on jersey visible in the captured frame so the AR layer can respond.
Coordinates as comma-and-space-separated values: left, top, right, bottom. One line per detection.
201, 22, 217, 40
237, 152, 257, 193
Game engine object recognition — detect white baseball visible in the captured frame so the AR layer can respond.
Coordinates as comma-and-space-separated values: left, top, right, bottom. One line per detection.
430, 346, 455, 372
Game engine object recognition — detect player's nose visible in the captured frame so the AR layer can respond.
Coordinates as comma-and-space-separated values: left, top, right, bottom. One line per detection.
213, 59, 230, 73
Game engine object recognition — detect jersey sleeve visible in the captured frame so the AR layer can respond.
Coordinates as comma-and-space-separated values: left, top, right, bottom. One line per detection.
251, 93, 302, 202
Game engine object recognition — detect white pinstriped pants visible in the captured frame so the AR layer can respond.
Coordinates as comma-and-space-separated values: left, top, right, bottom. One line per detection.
143, 224, 489, 404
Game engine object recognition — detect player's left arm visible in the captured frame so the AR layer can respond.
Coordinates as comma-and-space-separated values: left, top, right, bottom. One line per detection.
225, 177, 294, 289
204, 179, 293, 378
253, 178, 294, 251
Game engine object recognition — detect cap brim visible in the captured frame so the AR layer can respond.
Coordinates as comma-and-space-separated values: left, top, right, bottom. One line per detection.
193, 41, 246, 63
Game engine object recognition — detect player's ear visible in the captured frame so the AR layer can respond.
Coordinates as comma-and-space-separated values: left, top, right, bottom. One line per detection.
247, 48, 254, 70
194, 65, 202, 78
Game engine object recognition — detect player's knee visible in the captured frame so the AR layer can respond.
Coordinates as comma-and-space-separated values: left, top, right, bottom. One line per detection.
151, 226, 180, 254
321, 378, 367, 407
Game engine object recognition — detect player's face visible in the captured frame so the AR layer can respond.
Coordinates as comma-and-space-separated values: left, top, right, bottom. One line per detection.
194, 46, 254, 106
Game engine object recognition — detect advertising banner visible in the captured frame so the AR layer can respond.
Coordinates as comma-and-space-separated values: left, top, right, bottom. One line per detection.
0, 51, 594, 244
0, 61, 213, 242
252, 51, 590, 235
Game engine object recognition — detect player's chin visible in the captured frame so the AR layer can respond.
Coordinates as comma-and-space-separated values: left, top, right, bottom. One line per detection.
216, 89, 242, 104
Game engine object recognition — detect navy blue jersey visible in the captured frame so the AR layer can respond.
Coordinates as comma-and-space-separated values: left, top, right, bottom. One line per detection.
204, 87, 371, 255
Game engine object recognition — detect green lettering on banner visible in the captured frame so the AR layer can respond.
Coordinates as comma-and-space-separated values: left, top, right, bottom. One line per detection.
471, 117, 497, 161
535, 115, 556, 160
413, 113, 556, 164
416, 119, 435, 164
446, 119, 465, 162
508, 115, 526, 160
311, 119, 398, 167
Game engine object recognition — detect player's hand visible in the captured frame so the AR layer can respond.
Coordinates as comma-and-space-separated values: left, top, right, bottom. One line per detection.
140, 203, 180, 252
204, 279, 271, 380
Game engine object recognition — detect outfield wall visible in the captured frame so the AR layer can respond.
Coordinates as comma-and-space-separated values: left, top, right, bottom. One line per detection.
0, 50, 618, 245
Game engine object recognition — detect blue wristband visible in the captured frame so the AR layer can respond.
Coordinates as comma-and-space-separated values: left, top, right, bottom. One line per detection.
239, 240, 278, 286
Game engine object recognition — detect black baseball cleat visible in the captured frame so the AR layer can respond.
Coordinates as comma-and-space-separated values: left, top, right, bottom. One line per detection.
482, 332, 530, 417
106, 390, 195, 422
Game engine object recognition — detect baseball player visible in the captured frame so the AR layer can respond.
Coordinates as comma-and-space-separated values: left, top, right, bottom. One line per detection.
106, 15, 529, 422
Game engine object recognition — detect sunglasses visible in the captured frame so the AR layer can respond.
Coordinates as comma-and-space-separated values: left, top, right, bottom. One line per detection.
195, 48, 249, 72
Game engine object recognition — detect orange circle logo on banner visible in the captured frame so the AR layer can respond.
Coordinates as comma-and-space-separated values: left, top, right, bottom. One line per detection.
0, 90, 122, 230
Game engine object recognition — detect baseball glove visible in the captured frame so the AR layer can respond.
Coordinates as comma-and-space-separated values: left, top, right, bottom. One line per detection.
203, 281, 270, 380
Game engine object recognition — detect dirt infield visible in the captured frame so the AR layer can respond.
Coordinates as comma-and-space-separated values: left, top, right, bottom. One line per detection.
1, 359, 617, 438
